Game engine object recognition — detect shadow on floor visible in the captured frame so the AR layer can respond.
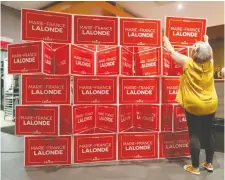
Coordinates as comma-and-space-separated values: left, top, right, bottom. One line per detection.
1, 125, 15, 135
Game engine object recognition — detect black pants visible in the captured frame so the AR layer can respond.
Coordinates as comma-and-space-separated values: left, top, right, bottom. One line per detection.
185, 111, 215, 168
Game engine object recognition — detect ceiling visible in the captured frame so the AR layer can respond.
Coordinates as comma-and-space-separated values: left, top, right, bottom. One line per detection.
1, 1, 224, 27
117, 1, 224, 27
1, 1, 55, 10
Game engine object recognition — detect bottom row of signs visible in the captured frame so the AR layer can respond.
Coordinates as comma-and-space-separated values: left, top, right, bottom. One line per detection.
25, 132, 190, 166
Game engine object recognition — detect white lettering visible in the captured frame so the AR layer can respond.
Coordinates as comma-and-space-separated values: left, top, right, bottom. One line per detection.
82, 90, 109, 95
128, 32, 153, 38
82, 30, 110, 36
172, 31, 197, 37
82, 147, 109, 153
125, 146, 150, 151
127, 90, 152, 95
34, 150, 63, 155
31, 90, 62, 95
13, 57, 35, 63
32, 25, 63, 33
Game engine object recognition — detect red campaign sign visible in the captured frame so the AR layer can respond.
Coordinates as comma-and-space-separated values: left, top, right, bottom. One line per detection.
74, 76, 117, 104
135, 48, 161, 76
161, 104, 173, 132
133, 105, 159, 131
170, 61, 183, 76
8, 42, 42, 74
60, 105, 72, 135
96, 47, 119, 75
159, 132, 190, 158
78, 128, 113, 134
166, 17, 207, 46
54, 44, 70, 74
173, 105, 188, 132
74, 15, 118, 45
22, 75, 70, 104
74, 134, 116, 163
15, 105, 59, 136
118, 133, 158, 160
162, 49, 171, 76
119, 77, 159, 104
123, 46, 134, 53
73, 105, 95, 134
79, 128, 95, 134
47, 43, 68, 50
120, 18, 161, 46
96, 105, 117, 132
121, 47, 133, 76
71, 45, 94, 75
43, 43, 54, 74
124, 127, 156, 133
25, 136, 71, 166
97, 45, 116, 51
119, 105, 133, 132
77, 45, 97, 51
22, 9, 72, 43
94, 128, 114, 134
134, 46, 152, 54
162, 77, 180, 103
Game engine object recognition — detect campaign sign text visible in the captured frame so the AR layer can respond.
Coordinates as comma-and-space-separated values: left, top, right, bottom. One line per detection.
8, 42, 42, 74
22, 9, 72, 43
74, 134, 116, 163
22, 75, 70, 104
120, 18, 161, 46
25, 136, 71, 166
166, 17, 206, 46
119, 77, 159, 104
16, 105, 59, 135
118, 133, 158, 160
74, 15, 118, 45
159, 132, 190, 158
74, 76, 117, 104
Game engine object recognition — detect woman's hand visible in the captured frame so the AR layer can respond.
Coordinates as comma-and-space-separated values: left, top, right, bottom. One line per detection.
204, 35, 209, 43
204, 35, 213, 61
163, 36, 175, 54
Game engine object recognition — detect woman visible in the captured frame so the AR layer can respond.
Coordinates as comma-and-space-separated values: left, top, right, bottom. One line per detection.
163, 35, 218, 175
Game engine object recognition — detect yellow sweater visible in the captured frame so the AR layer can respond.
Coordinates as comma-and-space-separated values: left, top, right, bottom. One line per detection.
176, 58, 218, 116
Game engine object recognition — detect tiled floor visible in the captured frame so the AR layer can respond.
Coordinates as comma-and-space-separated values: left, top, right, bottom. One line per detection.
0, 111, 14, 128
1, 110, 224, 180
1, 146, 224, 180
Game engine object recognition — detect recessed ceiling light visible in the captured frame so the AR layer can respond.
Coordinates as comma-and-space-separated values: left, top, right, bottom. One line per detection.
177, 4, 183, 10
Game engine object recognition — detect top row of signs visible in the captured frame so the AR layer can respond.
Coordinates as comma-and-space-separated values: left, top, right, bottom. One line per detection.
22, 9, 207, 47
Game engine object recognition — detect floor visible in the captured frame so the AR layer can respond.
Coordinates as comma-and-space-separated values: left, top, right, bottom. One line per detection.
1, 110, 224, 180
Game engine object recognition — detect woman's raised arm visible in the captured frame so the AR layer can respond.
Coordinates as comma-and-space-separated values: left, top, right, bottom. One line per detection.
163, 36, 189, 67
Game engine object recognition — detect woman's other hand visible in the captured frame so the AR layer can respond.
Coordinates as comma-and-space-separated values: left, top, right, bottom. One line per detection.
203, 35, 213, 61
204, 35, 209, 43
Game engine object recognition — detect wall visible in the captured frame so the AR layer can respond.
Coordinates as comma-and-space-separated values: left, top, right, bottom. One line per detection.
1, 5, 21, 43
214, 81, 224, 119
210, 39, 224, 68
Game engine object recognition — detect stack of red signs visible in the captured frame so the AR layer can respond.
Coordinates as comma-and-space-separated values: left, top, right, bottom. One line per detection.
158, 16, 207, 158
73, 75, 118, 163
9, 8, 208, 166
13, 9, 73, 167
116, 17, 162, 160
